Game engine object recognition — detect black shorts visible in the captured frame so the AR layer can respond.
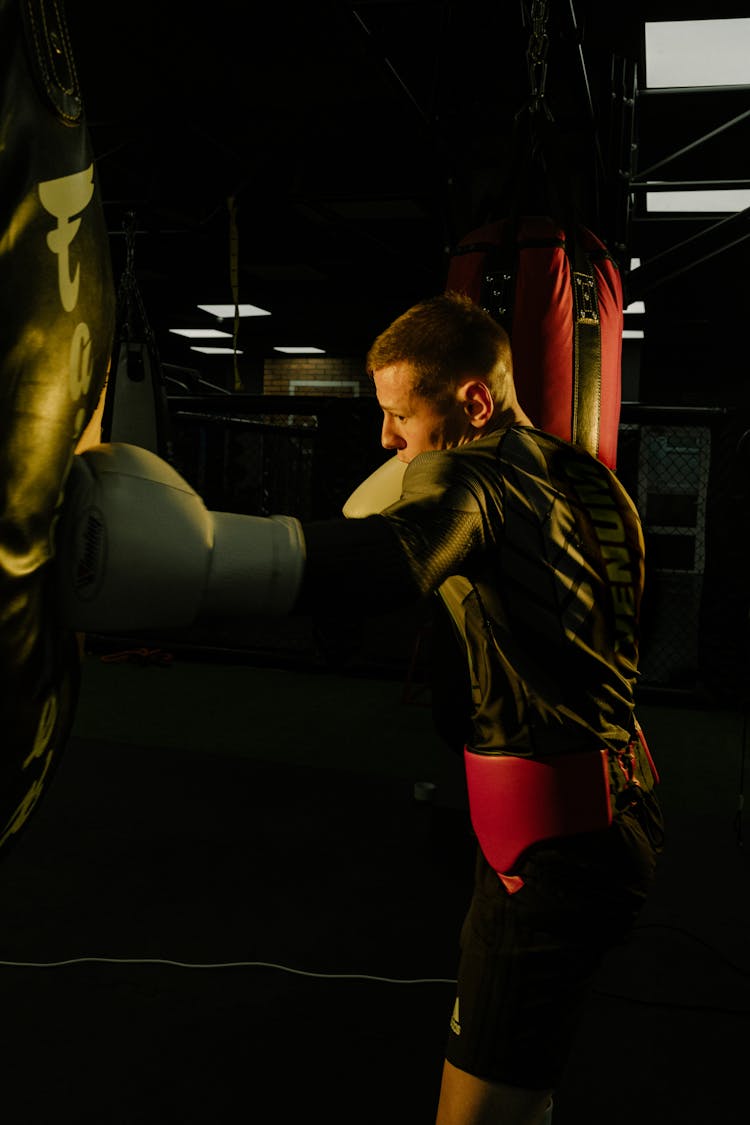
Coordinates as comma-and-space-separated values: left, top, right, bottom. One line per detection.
445, 789, 664, 1089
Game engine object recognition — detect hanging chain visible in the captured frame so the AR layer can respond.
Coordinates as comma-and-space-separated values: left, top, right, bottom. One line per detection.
123, 211, 137, 281
117, 211, 153, 346
526, 0, 550, 110
227, 194, 242, 391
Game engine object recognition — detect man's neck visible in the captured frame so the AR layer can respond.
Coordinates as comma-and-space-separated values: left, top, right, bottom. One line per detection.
483, 403, 533, 435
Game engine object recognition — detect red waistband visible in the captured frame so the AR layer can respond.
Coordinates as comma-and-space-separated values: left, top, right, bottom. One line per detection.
464, 747, 613, 884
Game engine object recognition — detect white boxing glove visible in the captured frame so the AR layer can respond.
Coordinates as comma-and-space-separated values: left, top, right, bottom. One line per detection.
54, 442, 305, 632
342, 454, 406, 518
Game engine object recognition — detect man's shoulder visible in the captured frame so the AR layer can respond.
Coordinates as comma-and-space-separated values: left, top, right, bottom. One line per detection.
401, 425, 570, 490
396, 445, 485, 513
402, 447, 465, 496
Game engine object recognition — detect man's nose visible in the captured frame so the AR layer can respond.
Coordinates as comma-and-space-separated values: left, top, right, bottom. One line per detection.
381, 417, 405, 450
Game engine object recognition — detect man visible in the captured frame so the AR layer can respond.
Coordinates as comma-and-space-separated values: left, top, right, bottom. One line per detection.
56, 291, 662, 1125
302, 290, 662, 1124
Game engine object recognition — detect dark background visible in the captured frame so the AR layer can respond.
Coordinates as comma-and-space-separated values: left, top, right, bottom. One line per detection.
1, 7, 749, 1123
57, 1, 750, 705
64, 0, 750, 403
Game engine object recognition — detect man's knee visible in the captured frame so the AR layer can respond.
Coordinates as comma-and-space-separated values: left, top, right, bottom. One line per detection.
436, 1059, 553, 1125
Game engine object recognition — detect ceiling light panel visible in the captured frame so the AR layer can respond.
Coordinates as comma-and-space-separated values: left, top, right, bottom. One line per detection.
197, 303, 271, 318
645, 19, 750, 88
646, 189, 750, 211
273, 346, 326, 354
190, 346, 244, 355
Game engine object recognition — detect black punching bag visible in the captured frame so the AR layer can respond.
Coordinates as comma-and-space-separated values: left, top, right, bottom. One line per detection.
0, 0, 115, 853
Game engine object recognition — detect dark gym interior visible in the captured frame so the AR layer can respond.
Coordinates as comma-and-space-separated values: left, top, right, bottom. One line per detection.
1, 2, 749, 1123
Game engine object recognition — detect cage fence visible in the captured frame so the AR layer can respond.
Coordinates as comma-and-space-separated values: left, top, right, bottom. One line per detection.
619, 405, 750, 706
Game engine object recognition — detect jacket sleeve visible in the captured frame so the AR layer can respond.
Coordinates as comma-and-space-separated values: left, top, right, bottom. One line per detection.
296, 451, 489, 614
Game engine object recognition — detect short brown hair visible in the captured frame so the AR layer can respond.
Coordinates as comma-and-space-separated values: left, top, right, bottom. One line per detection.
366, 291, 513, 402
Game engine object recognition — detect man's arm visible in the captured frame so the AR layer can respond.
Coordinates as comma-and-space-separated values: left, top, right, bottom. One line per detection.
54, 442, 420, 634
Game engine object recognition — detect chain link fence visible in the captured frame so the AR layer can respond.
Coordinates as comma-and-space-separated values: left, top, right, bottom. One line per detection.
619, 405, 750, 705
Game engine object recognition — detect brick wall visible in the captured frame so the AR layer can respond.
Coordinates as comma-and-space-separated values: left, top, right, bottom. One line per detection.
263, 355, 374, 397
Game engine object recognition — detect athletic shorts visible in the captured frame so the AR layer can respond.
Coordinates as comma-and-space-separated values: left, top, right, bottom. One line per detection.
445, 789, 664, 1089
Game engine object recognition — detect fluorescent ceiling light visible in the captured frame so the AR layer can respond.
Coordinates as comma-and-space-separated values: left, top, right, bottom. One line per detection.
190, 346, 244, 355
623, 329, 645, 340
197, 303, 271, 318
645, 19, 750, 88
625, 301, 646, 314
170, 328, 232, 338
273, 346, 326, 354
646, 189, 750, 212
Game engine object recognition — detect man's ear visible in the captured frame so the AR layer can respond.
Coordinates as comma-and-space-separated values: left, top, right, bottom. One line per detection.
459, 380, 494, 428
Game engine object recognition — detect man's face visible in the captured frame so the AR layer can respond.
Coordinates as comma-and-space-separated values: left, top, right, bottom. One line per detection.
373, 361, 470, 463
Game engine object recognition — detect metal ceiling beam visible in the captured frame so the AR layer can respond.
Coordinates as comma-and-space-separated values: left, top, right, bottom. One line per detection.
626, 206, 750, 298
627, 62, 750, 296
632, 103, 750, 182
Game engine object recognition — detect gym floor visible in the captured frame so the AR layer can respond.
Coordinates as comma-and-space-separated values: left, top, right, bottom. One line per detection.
0, 636, 748, 1124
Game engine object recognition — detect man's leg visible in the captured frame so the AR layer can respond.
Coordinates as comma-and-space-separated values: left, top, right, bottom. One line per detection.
436, 1060, 553, 1125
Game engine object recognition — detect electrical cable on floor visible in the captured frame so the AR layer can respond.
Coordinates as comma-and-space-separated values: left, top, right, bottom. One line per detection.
2, 921, 750, 1017
589, 921, 750, 1015
0, 956, 455, 985
1, 953, 747, 1015
590, 990, 750, 1016
632, 921, 750, 978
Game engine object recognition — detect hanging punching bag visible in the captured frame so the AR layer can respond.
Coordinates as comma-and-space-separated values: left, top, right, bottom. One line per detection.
446, 0, 624, 471
446, 214, 624, 471
100, 212, 174, 459
0, 0, 116, 854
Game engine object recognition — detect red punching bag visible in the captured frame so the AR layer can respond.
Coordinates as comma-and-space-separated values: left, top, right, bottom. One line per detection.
446, 214, 624, 471
0, 0, 116, 854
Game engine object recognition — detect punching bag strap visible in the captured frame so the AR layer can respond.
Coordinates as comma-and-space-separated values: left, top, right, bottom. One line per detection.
570, 231, 602, 458
522, 0, 603, 462
20, 0, 82, 122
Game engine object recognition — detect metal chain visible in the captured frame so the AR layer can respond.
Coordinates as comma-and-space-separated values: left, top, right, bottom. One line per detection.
117, 212, 154, 347
526, 0, 550, 105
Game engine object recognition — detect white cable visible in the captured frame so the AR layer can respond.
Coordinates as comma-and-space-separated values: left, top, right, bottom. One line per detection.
0, 955, 456, 984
